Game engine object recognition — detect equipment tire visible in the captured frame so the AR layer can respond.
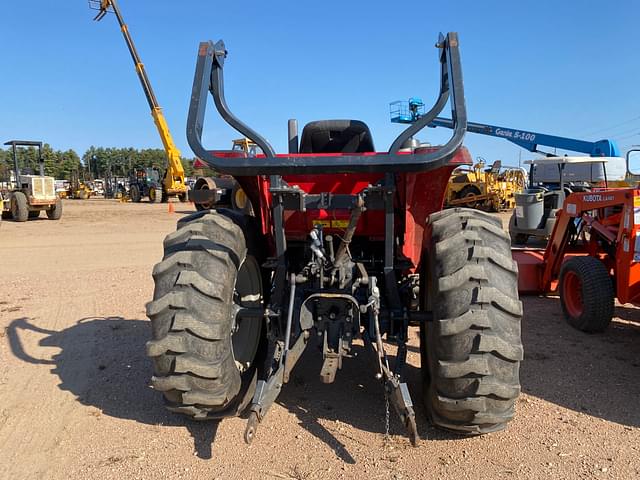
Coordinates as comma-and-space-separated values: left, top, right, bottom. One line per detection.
46, 198, 63, 220
10, 192, 29, 222
146, 209, 265, 419
559, 256, 613, 333
149, 186, 162, 203
231, 183, 254, 215
422, 208, 523, 434
458, 185, 482, 209
130, 184, 141, 203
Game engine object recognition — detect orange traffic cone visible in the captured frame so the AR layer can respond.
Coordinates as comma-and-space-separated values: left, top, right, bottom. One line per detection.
168, 202, 175, 214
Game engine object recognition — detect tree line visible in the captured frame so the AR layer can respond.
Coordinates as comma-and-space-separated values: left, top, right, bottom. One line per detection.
0, 144, 212, 181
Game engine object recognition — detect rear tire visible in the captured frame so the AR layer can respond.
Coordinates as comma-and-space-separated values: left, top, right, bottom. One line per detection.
130, 185, 142, 203
149, 186, 162, 203
10, 192, 29, 222
458, 185, 482, 209
422, 208, 523, 434
146, 210, 264, 419
559, 256, 613, 333
46, 198, 63, 220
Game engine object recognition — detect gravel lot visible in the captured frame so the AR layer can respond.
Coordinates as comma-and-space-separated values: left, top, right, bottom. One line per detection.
0, 200, 638, 479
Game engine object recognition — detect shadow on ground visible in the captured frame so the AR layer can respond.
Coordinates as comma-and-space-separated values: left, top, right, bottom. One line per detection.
3, 316, 450, 463
519, 296, 640, 428
5, 316, 219, 459
6, 297, 640, 462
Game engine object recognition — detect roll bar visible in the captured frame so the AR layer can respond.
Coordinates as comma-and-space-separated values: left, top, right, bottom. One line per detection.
186, 33, 467, 176
4, 140, 44, 178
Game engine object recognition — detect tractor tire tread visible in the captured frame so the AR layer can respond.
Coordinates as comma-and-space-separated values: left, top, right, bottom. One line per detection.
559, 256, 614, 333
11, 192, 29, 222
146, 210, 253, 418
46, 198, 63, 220
424, 208, 523, 435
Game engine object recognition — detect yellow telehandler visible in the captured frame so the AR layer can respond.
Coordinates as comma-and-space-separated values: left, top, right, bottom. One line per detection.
92, 0, 188, 202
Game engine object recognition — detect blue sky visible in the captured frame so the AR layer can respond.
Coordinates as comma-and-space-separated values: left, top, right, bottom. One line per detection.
0, 1, 638, 166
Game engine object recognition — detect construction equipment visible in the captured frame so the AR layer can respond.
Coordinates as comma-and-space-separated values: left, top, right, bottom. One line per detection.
91, 0, 188, 202
127, 166, 163, 203
190, 137, 260, 212
1, 140, 62, 221
514, 182, 640, 333
67, 171, 94, 199
391, 98, 621, 157
508, 156, 623, 244
391, 101, 529, 211
446, 157, 527, 210
144, 33, 523, 448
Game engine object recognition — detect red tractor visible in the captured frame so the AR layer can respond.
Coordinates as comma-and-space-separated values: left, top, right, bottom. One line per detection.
145, 33, 523, 445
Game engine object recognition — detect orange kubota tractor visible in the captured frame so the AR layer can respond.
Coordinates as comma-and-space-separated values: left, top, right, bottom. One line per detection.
145, 33, 523, 446
515, 187, 640, 332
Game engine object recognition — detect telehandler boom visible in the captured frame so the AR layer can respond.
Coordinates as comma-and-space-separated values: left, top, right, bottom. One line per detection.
92, 0, 187, 201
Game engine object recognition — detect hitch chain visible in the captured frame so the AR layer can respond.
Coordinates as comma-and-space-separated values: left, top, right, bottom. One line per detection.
384, 388, 391, 442
369, 277, 420, 446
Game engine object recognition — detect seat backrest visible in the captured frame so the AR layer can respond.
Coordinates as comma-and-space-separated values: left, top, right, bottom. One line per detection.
299, 120, 375, 154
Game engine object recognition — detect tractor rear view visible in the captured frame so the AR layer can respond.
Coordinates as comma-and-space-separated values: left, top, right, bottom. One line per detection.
145, 33, 523, 446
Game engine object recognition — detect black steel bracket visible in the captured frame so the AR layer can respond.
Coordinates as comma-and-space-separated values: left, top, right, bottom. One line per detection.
186, 33, 467, 176
270, 180, 388, 212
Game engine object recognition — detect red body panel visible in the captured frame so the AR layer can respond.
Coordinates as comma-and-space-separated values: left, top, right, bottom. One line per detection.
245, 147, 472, 272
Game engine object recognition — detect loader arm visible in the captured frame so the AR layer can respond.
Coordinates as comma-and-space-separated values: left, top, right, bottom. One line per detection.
94, 0, 186, 195
540, 189, 633, 292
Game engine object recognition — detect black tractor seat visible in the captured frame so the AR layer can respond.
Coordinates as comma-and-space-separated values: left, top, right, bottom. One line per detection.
299, 120, 375, 154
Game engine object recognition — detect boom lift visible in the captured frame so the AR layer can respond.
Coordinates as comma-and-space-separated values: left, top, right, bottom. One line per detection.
390, 98, 620, 157
91, 0, 188, 201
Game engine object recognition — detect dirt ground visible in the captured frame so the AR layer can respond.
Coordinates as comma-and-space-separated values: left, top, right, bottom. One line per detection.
0, 200, 639, 480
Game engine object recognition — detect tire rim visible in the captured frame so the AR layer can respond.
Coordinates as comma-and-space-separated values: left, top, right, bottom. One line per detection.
231, 256, 262, 372
234, 188, 248, 210
562, 270, 583, 318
